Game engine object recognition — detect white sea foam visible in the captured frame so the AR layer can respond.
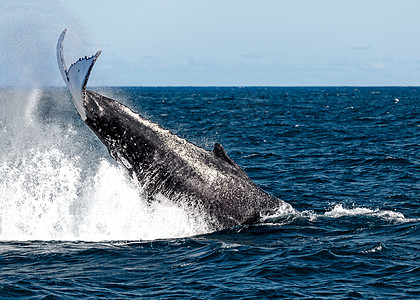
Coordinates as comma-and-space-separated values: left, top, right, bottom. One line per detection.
259, 201, 297, 224
363, 243, 384, 253
297, 203, 417, 224
262, 202, 416, 226
323, 203, 411, 222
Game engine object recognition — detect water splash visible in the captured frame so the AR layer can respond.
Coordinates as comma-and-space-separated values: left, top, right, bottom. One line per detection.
78, 160, 210, 241
0, 146, 210, 241
0, 88, 210, 241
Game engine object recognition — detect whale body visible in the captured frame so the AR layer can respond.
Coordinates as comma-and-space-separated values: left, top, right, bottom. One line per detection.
57, 30, 292, 230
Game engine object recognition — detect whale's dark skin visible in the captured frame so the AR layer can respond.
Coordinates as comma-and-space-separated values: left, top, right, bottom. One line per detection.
57, 30, 291, 230
83, 90, 282, 229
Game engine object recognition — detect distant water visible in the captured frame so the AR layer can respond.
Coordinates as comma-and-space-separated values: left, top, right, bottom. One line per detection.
0, 87, 418, 298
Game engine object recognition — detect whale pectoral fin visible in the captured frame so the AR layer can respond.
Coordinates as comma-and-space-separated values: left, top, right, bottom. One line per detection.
213, 143, 235, 165
57, 29, 101, 120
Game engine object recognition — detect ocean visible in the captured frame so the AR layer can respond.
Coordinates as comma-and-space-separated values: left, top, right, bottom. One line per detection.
0, 87, 418, 298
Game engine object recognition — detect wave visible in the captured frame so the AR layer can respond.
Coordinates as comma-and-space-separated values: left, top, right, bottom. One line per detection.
262, 203, 417, 225
322, 204, 413, 222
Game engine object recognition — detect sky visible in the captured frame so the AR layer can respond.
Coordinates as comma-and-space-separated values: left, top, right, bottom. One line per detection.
1, 0, 420, 86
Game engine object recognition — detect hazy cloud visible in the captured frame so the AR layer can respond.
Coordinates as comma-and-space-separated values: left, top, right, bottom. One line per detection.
241, 53, 262, 59
350, 46, 372, 51
186, 57, 218, 68
358, 62, 386, 71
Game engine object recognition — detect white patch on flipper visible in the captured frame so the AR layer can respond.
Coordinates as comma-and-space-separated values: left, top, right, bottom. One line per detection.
56, 29, 101, 120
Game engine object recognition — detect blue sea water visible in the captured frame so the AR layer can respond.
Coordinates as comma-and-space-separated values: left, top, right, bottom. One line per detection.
0, 87, 419, 298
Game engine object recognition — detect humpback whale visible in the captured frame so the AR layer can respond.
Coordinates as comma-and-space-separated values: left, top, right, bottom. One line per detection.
57, 30, 292, 230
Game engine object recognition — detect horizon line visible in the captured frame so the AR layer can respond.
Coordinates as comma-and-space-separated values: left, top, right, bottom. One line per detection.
1, 85, 420, 89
